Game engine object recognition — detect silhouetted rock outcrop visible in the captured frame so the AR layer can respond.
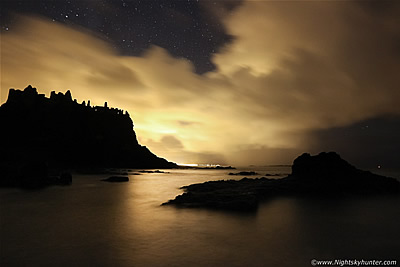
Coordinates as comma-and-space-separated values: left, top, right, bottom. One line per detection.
19, 160, 49, 189
138, 170, 168, 173
292, 152, 356, 179
101, 176, 129, 182
0, 86, 176, 187
229, 171, 258, 176
191, 165, 235, 170
163, 152, 399, 211
264, 173, 283, 177
57, 172, 73, 185
0, 159, 73, 188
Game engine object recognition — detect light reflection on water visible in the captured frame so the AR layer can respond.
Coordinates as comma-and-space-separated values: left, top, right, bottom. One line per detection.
1, 167, 399, 266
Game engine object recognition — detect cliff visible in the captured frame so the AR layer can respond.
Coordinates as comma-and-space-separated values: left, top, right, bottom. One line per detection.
0, 85, 176, 186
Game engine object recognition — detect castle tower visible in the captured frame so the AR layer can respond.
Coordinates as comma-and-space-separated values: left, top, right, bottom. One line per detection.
65, 90, 72, 101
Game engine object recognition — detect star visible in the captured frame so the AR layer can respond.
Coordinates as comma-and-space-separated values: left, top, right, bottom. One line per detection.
1, 0, 234, 74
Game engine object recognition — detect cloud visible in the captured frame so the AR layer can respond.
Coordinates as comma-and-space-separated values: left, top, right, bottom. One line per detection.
1, 1, 400, 165
177, 120, 201, 127
140, 135, 226, 165
212, 1, 400, 127
307, 115, 400, 169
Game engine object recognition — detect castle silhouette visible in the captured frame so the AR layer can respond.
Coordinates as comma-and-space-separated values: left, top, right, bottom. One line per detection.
0, 85, 176, 187
8, 85, 130, 117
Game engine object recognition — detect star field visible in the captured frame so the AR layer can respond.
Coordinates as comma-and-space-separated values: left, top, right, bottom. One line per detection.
1, 0, 239, 74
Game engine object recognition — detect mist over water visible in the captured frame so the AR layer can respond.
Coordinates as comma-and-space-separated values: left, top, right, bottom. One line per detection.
1, 167, 399, 266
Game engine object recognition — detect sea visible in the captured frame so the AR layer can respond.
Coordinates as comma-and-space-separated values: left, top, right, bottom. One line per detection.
1, 166, 399, 267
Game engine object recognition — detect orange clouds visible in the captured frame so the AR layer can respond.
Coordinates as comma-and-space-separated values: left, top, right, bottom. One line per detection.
1, 1, 400, 165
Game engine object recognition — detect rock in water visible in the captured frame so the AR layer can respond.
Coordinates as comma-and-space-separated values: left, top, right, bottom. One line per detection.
163, 152, 399, 211
290, 152, 399, 194
101, 176, 129, 182
229, 171, 258, 176
292, 152, 357, 179
59, 172, 72, 185
19, 160, 49, 189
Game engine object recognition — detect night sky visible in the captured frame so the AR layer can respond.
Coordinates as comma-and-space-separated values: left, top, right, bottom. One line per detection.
1, 0, 239, 74
1, 0, 399, 168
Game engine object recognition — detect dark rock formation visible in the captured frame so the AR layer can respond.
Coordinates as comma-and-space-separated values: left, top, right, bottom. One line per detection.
192, 166, 235, 170
264, 173, 284, 177
163, 152, 399, 211
101, 176, 129, 182
58, 172, 73, 185
19, 160, 49, 189
289, 152, 399, 194
214, 166, 235, 170
292, 152, 356, 179
0, 85, 176, 187
163, 178, 261, 211
0, 159, 72, 188
138, 170, 168, 173
229, 171, 258, 176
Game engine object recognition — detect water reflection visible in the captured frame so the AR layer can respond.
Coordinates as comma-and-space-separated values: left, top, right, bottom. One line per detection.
1, 168, 399, 266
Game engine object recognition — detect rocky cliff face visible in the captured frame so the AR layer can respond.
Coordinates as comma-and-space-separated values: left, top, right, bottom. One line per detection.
0, 85, 176, 179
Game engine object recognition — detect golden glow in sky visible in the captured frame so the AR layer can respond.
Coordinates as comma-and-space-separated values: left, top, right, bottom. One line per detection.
1, 1, 400, 165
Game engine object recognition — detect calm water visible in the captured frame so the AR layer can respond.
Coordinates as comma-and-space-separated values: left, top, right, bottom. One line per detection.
1, 167, 399, 267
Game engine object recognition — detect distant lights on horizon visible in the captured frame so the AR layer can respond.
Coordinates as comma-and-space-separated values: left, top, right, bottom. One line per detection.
178, 163, 199, 167
178, 163, 385, 170
177, 163, 222, 167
